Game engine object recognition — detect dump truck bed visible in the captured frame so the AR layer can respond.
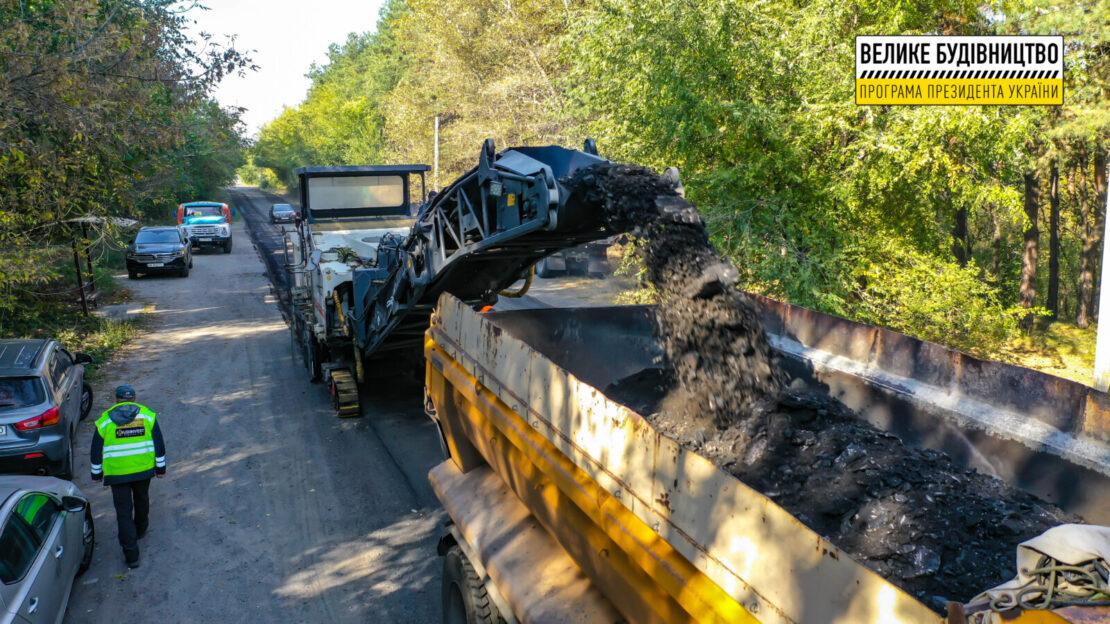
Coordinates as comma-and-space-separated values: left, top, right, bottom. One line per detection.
425, 294, 1110, 624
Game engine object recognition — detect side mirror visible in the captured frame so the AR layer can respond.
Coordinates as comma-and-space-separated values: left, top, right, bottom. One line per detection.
62, 496, 87, 513
74, 353, 94, 365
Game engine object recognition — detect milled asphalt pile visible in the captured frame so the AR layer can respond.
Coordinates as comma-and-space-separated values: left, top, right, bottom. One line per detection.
562, 164, 1078, 610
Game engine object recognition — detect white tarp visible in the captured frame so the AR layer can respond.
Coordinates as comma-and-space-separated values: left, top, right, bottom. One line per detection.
968, 523, 1110, 615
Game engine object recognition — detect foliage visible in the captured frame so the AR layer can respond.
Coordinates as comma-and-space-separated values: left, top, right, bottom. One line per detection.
2, 244, 137, 379
0, 0, 250, 321
997, 321, 1097, 385
249, 0, 1110, 364
253, 0, 576, 186
849, 244, 1028, 355
253, 1, 412, 184
237, 155, 283, 190
55, 317, 138, 382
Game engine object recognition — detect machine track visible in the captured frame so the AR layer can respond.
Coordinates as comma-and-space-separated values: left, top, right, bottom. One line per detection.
329, 368, 361, 418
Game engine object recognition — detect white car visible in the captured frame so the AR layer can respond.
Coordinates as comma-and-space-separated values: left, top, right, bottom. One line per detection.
0, 476, 94, 624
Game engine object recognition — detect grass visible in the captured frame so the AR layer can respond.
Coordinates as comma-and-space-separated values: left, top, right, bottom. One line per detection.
3, 243, 143, 381
614, 286, 659, 305
996, 320, 1097, 385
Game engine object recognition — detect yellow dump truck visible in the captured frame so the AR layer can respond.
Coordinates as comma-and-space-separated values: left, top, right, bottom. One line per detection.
424, 293, 1110, 624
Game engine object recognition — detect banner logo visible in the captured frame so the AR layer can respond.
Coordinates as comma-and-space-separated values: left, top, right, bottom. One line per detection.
856, 36, 1063, 106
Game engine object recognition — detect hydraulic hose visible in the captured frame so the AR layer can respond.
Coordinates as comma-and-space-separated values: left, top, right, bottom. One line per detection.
333, 290, 349, 336
500, 266, 534, 298
334, 289, 364, 384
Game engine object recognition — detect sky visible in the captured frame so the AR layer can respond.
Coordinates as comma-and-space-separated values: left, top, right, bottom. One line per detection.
185, 0, 387, 136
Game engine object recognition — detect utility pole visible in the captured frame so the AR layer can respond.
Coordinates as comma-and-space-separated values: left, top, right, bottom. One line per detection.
434, 116, 440, 192
1093, 174, 1110, 390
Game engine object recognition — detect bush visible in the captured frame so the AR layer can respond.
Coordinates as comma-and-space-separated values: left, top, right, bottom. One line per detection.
847, 244, 1027, 356
236, 158, 283, 191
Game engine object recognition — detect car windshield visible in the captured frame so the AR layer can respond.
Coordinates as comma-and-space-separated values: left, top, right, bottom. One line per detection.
135, 231, 181, 244
0, 378, 44, 410
273, 205, 293, 213
185, 205, 222, 217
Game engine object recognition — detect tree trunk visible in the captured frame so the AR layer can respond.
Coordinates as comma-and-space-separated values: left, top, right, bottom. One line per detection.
952, 205, 969, 267
1047, 159, 1060, 318
1078, 149, 1094, 328
1020, 171, 1040, 331
989, 204, 1002, 283
1094, 150, 1108, 325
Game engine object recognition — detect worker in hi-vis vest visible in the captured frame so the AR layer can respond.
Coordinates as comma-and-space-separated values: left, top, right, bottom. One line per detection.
91, 384, 167, 569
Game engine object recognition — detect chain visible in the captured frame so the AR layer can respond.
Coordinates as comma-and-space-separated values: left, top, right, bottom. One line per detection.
988, 555, 1110, 611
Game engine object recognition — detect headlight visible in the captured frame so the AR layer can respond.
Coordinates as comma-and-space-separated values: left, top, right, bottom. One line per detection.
173, 249, 186, 257
219, 225, 229, 235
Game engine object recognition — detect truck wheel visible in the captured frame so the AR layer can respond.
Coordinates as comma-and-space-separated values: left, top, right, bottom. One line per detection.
442, 546, 499, 624
535, 257, 558, 279
224, 239, 233, 254
304, 332, 323, 382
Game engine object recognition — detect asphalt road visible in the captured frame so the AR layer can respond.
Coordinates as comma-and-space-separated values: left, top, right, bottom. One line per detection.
65, 190, 445, 623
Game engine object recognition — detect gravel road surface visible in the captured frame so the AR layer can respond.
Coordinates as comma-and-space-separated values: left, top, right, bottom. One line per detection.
65, 189, 444, 623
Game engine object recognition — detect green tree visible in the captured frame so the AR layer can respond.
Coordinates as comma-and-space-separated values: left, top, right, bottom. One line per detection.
0, 0, 251, 320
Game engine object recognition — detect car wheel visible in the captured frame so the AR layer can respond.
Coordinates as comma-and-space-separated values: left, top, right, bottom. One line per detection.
189, 258, 193, 269
128, 269, 138, 280
80, 383, 93, 421
180, 264, 190, 278
78, 509, 95, 575
57, 435, 74, 480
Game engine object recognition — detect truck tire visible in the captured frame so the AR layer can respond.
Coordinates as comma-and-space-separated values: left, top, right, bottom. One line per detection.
224, 239, 233, 254
535, 257, 558, 279
442, 546, 499, 624
304, 331, 323, 382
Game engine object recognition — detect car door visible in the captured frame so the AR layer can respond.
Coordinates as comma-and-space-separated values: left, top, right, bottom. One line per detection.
47, 351, 75, 430
0, 493, 65, 624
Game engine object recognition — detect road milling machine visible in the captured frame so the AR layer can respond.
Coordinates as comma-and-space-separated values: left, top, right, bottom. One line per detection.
283, 139, 614, 416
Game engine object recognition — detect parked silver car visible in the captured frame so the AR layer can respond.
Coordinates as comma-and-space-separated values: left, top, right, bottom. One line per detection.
0, 476, 94, 624
0, 340, 93, 480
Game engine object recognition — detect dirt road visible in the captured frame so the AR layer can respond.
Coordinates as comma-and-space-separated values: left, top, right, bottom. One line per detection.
65, 190, 444, 623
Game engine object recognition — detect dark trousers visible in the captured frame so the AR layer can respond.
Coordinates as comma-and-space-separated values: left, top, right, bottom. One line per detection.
110, 479, 150, 562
